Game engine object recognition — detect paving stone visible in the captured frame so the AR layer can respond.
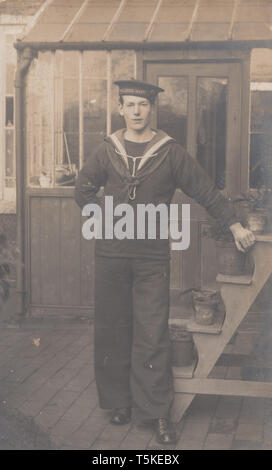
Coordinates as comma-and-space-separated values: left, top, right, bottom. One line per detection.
208, 366, 228, 379
91, 422, 131, 450
209, 417, 237, 434
263, 422, 272, 442
20, 384, 59, 417
225, 366, 242, 379
91, 438, 121, 450
232, 332, 259, 355
46, 368, 80, 389
0, 380, 19, 400
34, 390, 80, 430
235, 422, 263, 442
239, 397, 265, 423
185, 395, 219, 423
176, 438, 204, 450
178, 420, 210, 440
23, 354, 73, 385
48, 433, 66, 449
0, 319, 270, 451
264, 399, 272, 424
79, 410, 109, 446
64, 427, 95, 449
63, 366, 94, 392
119, 428, 153, 450
119, 433, 150, 450
223, 344, 234, 354
61, 386, 97, 422
76, 350, 94, 363
81, 404, 109, 426
50, 418, 82, 438
3, 364, 40, 384
231, 439, 264, 450
203, 433, 233, 450
63, 357, 89, 369
262, 441, 272, 450
214, 396, 242, 420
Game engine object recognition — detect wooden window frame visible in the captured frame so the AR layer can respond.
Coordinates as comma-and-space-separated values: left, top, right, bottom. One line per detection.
136, 48, 251, 194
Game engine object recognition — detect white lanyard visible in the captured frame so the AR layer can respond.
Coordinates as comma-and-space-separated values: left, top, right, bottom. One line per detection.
109, 134, 172, 172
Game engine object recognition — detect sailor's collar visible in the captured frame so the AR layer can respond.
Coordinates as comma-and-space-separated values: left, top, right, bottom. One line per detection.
107, 128, 174, 154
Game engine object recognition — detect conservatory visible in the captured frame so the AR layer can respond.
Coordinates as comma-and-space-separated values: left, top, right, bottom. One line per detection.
14, 0, 272, 317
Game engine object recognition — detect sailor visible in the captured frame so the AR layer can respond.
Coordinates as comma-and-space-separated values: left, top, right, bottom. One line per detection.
74, 79, 255, 445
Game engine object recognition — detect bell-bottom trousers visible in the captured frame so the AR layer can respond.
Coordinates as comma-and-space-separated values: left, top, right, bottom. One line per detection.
94, 255, 174, 420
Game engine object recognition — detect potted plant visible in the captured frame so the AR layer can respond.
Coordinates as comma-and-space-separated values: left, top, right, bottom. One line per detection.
169, 324, 195, 367
191, 289, 219, 325
203, 217, 246, 276
234, 187, 272, 234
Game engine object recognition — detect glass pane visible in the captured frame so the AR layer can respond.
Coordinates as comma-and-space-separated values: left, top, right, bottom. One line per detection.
157, 76, 188, 147
111, 50, 136, 133
54, 76, 79, 186
83, 51, 107, 79
63, 51, 79, 78
5, 37, 16, 94
6, 63, 15, 95
250, 133, 272, 188
84, 132, 107, 164
196, 77, 228, 190
25, 52, 54, 187
83, 79, 107, 159
5, 96, 14, 126
250, 89, 272, 132
5, 129, 15, 188
63, 79, 79, 133
249, 87, 272, 188
83, 79, 107, 133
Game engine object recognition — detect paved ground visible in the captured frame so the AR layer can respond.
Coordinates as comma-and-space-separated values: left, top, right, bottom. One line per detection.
0, 403, 53, 450
0, 307, 272, 450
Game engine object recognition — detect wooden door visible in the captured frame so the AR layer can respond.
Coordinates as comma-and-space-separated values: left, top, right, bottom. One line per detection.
26, 188, 95, 318
146, 62, 242, 297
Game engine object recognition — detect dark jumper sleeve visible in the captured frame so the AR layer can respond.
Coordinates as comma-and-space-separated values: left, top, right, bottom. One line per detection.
170, 143, 239, 229
74, 143, 108, 210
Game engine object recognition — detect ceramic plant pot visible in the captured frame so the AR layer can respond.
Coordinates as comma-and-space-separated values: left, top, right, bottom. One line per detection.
215, 240, 246, 276
246, 209, 267, 234
192, 289, 218, 325
169, 325, 195, 367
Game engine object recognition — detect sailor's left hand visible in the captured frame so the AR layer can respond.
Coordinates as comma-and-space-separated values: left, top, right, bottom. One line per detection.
229, 222, 256, 252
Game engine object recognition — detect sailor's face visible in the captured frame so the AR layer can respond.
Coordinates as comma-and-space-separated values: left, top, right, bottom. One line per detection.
119, 95, 152, 131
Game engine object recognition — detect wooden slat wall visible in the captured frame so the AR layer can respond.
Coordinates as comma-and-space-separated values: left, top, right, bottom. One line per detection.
29, 195, 95, 314
60, 198, 81, 306
29, 197, 42, 304
40, 197, 61, 305
80, 231, 95, 306
200, 223, 218, 289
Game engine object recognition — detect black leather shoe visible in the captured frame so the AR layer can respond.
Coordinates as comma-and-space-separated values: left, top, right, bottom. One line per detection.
110, 407, 131, 425
154, 418, 176, 445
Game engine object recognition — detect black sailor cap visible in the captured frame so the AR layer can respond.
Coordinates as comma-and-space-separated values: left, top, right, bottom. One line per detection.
114, 79, 164, 102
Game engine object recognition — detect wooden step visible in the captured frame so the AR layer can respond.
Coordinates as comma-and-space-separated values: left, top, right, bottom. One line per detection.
174, 377, 272, 399
216, 273, 252, 285
186, 312, 225, 335
172, 356, 198, 379
171, 242, 272, 423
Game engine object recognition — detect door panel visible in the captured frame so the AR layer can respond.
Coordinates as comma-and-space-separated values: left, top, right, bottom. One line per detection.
146, 62, 242, 295
28, 192, 95, 316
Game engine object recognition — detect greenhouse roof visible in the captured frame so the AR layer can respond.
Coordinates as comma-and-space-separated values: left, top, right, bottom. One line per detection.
19, 0, 272, 46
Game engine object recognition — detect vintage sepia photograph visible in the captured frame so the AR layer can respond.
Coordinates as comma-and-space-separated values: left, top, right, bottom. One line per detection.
0, 0, 272, 453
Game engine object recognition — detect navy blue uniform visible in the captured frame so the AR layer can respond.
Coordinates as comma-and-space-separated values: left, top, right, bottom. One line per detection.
74, 129, 239, 420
